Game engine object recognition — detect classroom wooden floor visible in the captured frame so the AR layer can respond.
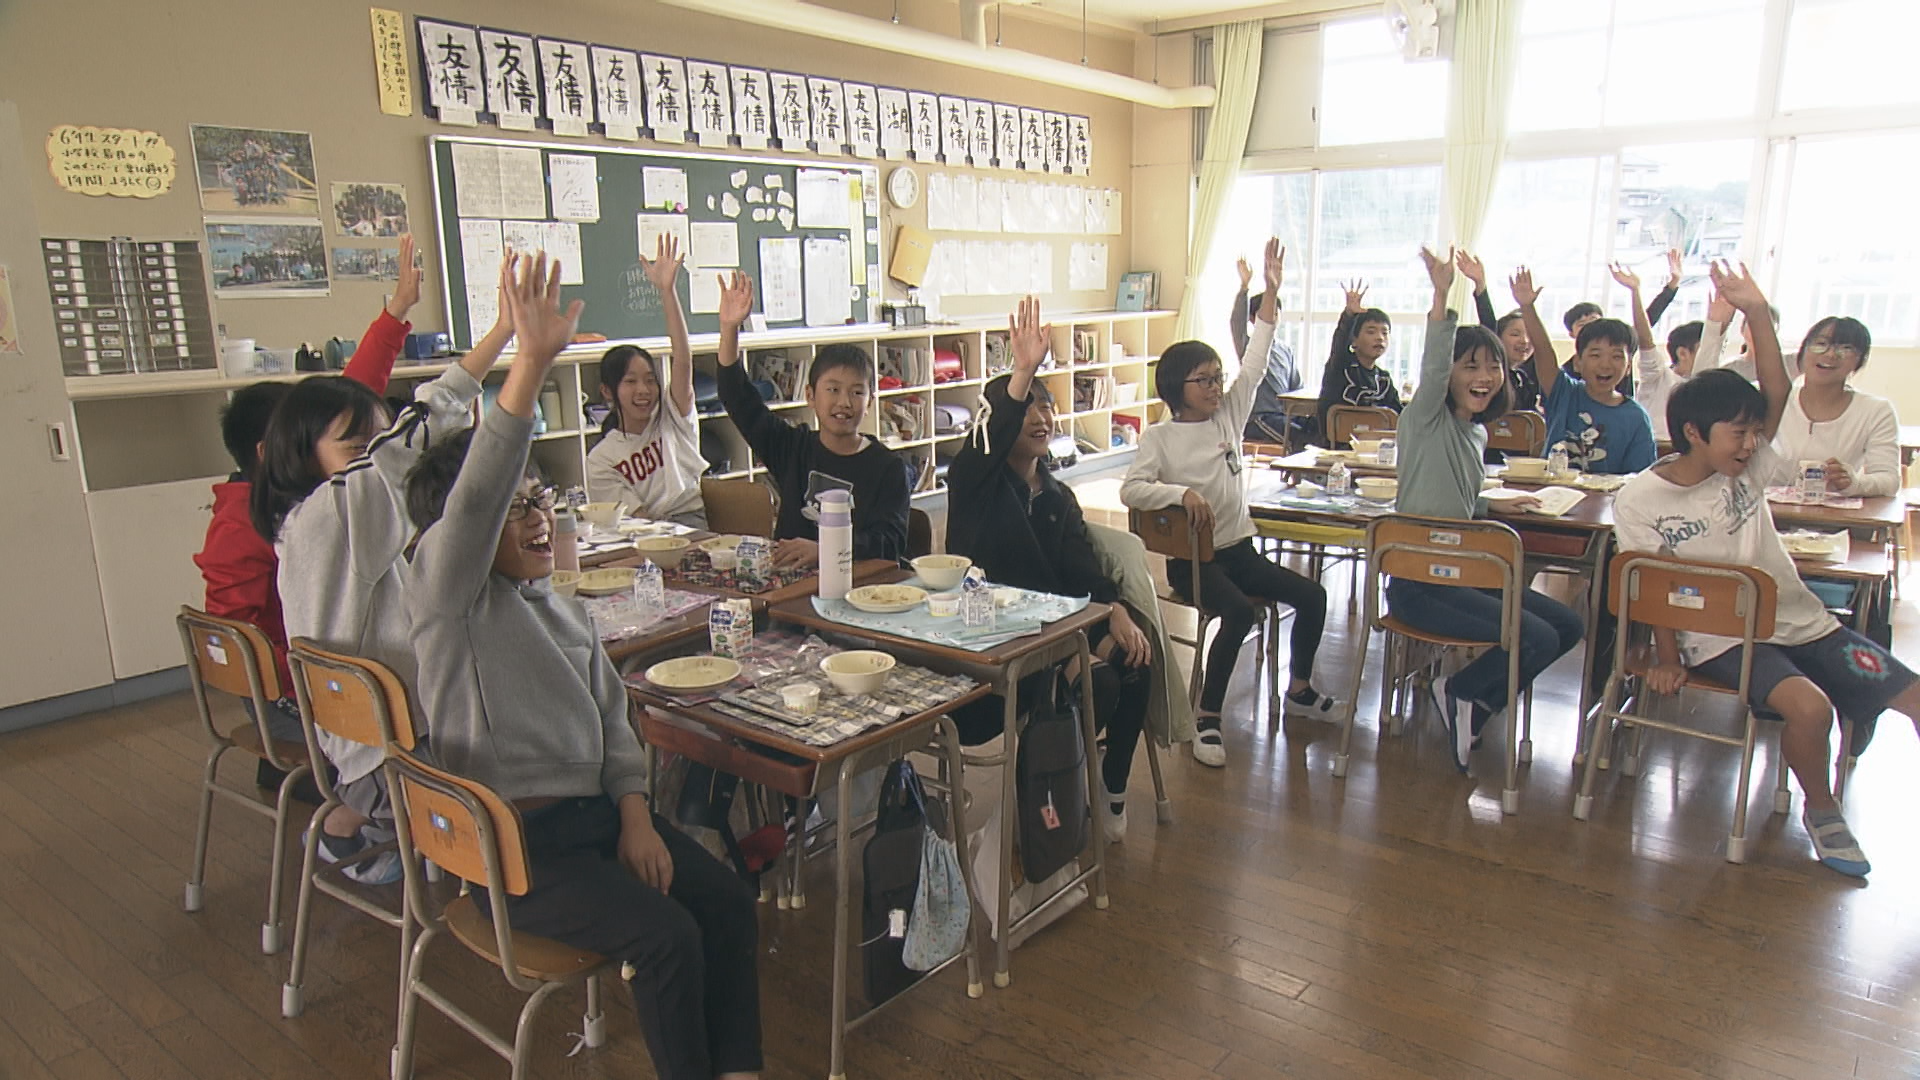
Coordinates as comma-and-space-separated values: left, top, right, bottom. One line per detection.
6, 517, 1919, 1078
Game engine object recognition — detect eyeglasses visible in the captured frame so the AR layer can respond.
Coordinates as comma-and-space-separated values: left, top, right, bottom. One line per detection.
1806, 342, 1862, 361
1185, 374, 1225, 389
506, 486, 557, 521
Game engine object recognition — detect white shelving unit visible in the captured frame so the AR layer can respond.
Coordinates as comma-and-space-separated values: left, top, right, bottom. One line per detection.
59, 309, 1173, 676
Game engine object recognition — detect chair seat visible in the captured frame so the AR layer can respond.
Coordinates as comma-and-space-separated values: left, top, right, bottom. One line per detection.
1622, 649, 1739, 697
1377, 615, 1496, 649
1255, 521, 1366, 547
444, 895, 606, 980
227, 722, 310, 765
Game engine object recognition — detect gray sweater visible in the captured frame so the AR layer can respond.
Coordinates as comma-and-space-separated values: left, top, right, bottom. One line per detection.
405, 406, 649, 804
1393, 314, 1489, 521
278, 366, 482, 784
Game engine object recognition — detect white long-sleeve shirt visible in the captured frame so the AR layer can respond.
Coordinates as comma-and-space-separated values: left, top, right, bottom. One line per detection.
1633, 344, 1713, 443
1120, 319, 1272, 548
1765, 387, 1902, 497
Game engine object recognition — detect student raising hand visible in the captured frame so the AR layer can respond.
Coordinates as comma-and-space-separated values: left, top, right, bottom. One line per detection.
1454, 249, 1486, 293
1258, 238, 1283, 322
1421, 246, 1454, 318
639, 232, 684, 294
1509, 266, 1541, 308
387, 233, 422, 321
1609, 262, 1641, 292
505, 252, 584, 365
1007, 294, 1051, 403
717, 271, 754, 332
1235, 256, 1253, 290
1342, 279, 1369, 314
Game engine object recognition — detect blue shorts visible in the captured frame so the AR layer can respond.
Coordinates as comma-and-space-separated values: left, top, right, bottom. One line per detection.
1690, 627, 1916, 727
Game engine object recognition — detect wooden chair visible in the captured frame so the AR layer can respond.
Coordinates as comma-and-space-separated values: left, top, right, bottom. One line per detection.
1486, 410, 1546, 457
177, 607, 314, 955
1572, 553, 1784, 863
908, 507, 934, 560
387, 749, 617, 1080
700, 476, 775, 536
280, 639, 415, 1019
1326, 405, 1398, 449
1335, 515, 1531, 814
1130, 505, 1284, 727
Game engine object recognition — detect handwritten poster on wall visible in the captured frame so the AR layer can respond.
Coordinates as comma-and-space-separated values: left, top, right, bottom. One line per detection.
369, 8, 413, 117
417, 19, 482, 124
46, 125, 176, 198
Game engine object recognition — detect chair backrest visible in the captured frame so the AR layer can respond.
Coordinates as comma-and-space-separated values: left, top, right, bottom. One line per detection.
1328, 405, 1399, 448
1367, 515, 1522, 593
286, 638, 415, 752
908, 507, 934, 559
1608, 551, 1778, 641
178, 606, 282, 703
1242, 439, 1287, 464
1129, 505, 1215, 564
1486, 410, 1546, 456
386, 748, 531, 896
700, 476, 775, 537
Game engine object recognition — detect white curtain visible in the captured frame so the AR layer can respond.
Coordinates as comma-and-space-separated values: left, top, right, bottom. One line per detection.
1443, 0, 1519, 311
1176, 20, 1264, 342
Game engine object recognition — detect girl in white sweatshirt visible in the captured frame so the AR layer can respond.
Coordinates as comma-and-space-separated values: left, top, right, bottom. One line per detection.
1121, 241, 1337, 767
585, 235, 709, 526
1767, 316, 1900, 497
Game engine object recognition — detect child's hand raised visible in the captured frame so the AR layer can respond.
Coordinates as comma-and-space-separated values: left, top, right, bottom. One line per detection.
1008, 295, 1051, 374
504, 251, 584, 364
386, 233, 422, 321
1342, 279, 1369, 314
1262, 238, 1285, 294
1608, 261, 1641, 292
1420, 246, 1455, 292
1454, 249, 1486, 290
1235, 256, 1253, 290
717, 271, 754, 329
1708, 260, 1766, 314
1664, 247, 1683, 290
639, 232, 684, 295
1706, 284, 1735, 326
1509, 266, 1541, 308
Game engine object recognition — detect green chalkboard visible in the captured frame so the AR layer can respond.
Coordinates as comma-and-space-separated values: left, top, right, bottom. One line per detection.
429, 135, 882, 350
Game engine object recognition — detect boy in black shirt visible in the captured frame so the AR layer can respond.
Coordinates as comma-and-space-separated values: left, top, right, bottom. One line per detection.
1315, 280, 1401, 443
714, 271, 909, 565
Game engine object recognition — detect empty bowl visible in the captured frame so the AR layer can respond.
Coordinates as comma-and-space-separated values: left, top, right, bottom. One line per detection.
576, 568, 637, 596
632, 536, 693, 568
579, 501, 625, 528
910, 554, 973, 590
550, 570, 582, 597
820, 650, 896, 696
1351, 438, 1384, 456
1355, 477, 1398, 501
1505, 456, 1549, 478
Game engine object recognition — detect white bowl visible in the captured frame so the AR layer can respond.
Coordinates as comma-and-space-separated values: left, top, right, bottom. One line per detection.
845, 584, 928, 613
550, 570, 582, 597
579, 501, 624, 528
1355, 477, 1398, 501
1505, 457, 1549, 478
645, 655, 742, 692
576, 568, 637, 596
632, 535, 693, 568
699, 534, 747, 553
910, 554, 972, 590
820, 650, 896, 696
1351, 438, 1384, 456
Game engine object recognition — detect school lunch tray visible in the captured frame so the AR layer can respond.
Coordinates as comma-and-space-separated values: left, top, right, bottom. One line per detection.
668, 548, 815, 594
809, 578, 1091, 651
580, 587, 709, 642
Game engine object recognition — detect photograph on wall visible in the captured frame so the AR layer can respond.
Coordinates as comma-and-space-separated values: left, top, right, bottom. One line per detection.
330, 245, 402, 282
189, 124, 320, 214
330, 181, 409, 237
205, 219, 329, 297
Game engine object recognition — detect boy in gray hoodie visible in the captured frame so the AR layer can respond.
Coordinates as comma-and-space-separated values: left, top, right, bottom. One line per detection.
404, 254, 762, 1080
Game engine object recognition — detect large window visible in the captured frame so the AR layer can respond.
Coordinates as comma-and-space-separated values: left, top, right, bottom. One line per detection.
1772, 131, 1920, 342
1317, 18, 1447, 147
1476, 157, 1613, 314
1780, 0, 1920, 111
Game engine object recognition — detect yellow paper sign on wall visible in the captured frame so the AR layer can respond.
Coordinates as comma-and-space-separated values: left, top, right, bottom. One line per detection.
371, 8, 415, 117
45, 125, 176, 198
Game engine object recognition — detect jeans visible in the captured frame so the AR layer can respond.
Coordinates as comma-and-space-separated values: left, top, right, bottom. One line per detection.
476, 797, 763, 1080
1384, 578, 1584, 711
1171, 538, 1329, 713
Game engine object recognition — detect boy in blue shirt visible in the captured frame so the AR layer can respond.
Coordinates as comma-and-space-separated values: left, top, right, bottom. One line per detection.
1512, 266, 1656, 474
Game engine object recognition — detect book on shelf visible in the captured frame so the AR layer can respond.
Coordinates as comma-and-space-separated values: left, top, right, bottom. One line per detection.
1116, 271, 1157, 312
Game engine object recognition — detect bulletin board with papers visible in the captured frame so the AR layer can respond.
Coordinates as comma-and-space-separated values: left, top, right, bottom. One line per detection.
430, 135, 882, 349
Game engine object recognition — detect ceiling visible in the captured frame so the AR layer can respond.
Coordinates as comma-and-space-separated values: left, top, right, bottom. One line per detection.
1020, 0, 1371, 34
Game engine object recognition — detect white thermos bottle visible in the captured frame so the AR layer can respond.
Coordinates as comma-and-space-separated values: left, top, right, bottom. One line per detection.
816, 488, 853, 601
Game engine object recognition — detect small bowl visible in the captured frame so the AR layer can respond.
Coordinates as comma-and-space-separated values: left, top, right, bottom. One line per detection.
1351, 438, 1384, 456
699, 534, 747, 553
579, 501, 625, 529
550, 570, 582, 597
910, 554, 973, 590
845, 584, 929, 613
644, 655, 743, 692
576, 568, 638, 596
927, 591, 960, 617
1505, 456, 1549, 478
1355, 477, 1399, 501
820, 650, 896, 696
708, 547, 740, 571
779, 681, 822, 715
632, 536, 693, 568
1296, 481, 1324, 498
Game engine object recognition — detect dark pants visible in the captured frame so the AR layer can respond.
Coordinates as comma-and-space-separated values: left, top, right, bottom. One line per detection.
1093, 653, 1150, 796
1171, 538, 1329, 713
478, 797, 763, 1080
1385, 578, 1584, 710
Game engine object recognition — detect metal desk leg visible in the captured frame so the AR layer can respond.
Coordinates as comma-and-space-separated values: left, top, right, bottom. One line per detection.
828, 764, 854, 1080
1074, 631, 1109, 911
1573, 539, 1609, 765
992, 681, 1020, 988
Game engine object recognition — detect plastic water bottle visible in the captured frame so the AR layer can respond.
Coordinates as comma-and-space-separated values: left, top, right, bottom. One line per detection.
634, 560, 665, 620
1327, 459, 1352, 497
1548, 444, 1571, 479
815, 489, 853, 601
552, 511, 580, 573
960, 568, 994, 628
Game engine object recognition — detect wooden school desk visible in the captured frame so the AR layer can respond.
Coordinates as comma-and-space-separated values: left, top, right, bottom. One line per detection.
626, 670, 991, 1080
766, 572, 1114, 990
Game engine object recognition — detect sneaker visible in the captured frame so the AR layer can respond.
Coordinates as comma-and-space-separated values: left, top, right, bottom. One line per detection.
312, 828, 403, 886
1284, 686, 1341, 721
1191, 725, 1227, 768
1802, 808, 1871, 878
1429, 675, 1470, 773
1100, 786, 1128, 844
1469, 703, 1493, 750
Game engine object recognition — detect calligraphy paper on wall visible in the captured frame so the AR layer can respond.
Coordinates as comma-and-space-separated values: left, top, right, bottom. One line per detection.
1066, 115, 1092, 176
480, 30, 541, 130
994, 103, 1020, 171
967, 101, 995, 166
1045, 112, 1069, 173
843, 83, 880, 158
808, 78, 848, 155
370, 9, 413, 117
939, 96, 969, 166
685, 60, 733, 147
642, 55, 688, 143
730, 67, 773, 150
591, 46, 641, 139
877, 87, 911, 160
418, 19, 482, 124
769, 72, 811, 151
1019, 109, 1046, 172
908, 92, 940, 161
538, 39, 594, 136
